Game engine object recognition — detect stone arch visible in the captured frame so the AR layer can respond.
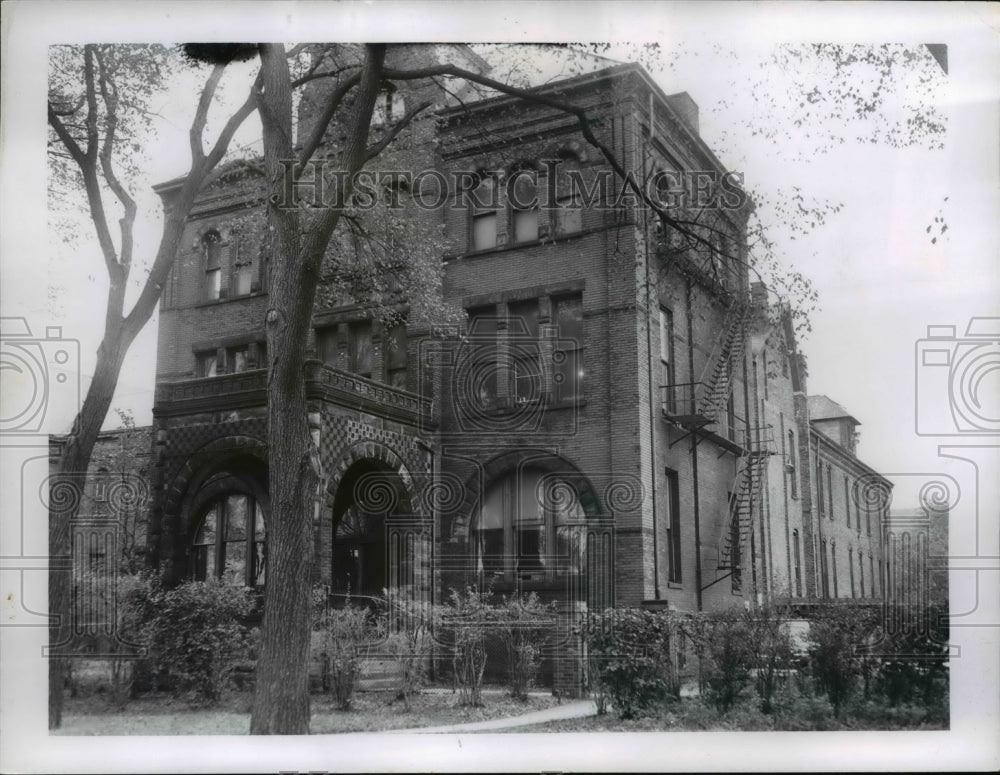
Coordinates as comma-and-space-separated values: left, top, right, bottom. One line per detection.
327, 439, 414, 499
448, 449, 602, 544
162, 435, 269, 527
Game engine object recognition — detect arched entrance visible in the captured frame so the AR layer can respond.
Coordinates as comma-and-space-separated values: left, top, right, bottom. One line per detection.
330, 459, 413, 605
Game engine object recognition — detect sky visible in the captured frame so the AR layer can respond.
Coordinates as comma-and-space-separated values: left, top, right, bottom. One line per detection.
2, 2, 999, 772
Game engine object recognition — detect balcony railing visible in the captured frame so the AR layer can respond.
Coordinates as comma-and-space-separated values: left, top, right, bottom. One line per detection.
154, 361, 431, 427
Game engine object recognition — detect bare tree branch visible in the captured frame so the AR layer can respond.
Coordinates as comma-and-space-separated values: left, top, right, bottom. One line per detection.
365, 100, 431, 161
189, 63, 226, 165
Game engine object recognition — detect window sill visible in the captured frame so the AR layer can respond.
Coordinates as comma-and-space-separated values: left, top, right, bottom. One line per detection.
448, 226, 607, 261
194, 291, 266, 309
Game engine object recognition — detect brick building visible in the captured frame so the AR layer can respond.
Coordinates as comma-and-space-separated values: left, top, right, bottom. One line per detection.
140, 46, 892, 693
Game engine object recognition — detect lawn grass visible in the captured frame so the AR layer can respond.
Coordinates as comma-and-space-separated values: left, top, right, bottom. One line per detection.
55, 687, 560, 736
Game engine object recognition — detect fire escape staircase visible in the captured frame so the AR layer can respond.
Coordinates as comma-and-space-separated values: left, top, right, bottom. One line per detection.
663, 293, 754, 435
716, 427, 773, 572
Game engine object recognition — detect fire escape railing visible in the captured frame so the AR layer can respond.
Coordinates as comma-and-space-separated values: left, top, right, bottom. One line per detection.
717, 423, 776, 573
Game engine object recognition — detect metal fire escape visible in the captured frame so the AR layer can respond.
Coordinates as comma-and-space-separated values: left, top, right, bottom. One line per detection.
662, 293, 775, 587
717, 425, 773, 573
663, 293, 753, 430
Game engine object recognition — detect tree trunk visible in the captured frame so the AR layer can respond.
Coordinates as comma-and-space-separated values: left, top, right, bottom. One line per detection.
49, 328, 129, 728
249, 43, 386, 735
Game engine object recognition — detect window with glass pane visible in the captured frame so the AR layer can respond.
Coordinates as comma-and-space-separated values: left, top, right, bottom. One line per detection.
664, 468, 681, 583
233, 258, 253, 296
788, 431, 797, 497
386, 325, 407, 388
198, 351, 218, 378
475, 468, 587, 581
508, 300, 540, 404
192, 508, 217, 581
659, 307, 675, 411
349, 321, 373, 378
190, 493, 266, 587
204, 230, 222, 301
792, 529, 801, 596
468, 307, 498, 409
470, 175, 497, 251
554, 295, 583, 403
510, 168, 539, 243
554, 194, 582, 235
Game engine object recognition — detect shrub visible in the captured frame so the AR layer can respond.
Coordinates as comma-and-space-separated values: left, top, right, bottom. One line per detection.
496, 593, 554, 701
142, 579, 254, 705
699, 610, 755, 714
105, 572, 154, 707
444, 586, 493, 707
313, 591, 379, 711
379, 594, 437, 711
742, 604, 795, 714
584, 608, 681, 719
805, 605, 879, 717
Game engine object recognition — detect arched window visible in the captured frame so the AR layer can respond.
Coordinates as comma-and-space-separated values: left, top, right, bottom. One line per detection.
476, 468, 587, 581
191, 493, 266, 586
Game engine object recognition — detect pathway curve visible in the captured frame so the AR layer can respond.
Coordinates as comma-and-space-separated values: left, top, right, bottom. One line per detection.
389, 699, 598, 733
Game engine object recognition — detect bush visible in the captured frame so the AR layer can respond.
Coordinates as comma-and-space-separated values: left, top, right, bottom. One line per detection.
313, 591, 379, 711
142, 579, 254, 705
379, 595, 436, 711
584, 609, 681, 719
496, 593, 554, 701
805, 605, 879, 716
444, 586, 492, 707
700, 610, 755, 713
742, 604, 795, 714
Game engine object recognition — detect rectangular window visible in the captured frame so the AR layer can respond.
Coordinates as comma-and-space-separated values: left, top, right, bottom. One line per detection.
472, 212, 498, 251
849, 547, 856, 598
511, 169, 539, 243
349, 321, 373, 378
468, 307, 499, 410
233, 260, 253, 297
792, 529, 801, 596
204, 233, 223, 301
660, 307, 676, 412
554, 194, 582, 235
827, 464, 834, 520
470, 175, 497, 251
386, 325, 407, 388
820, 540, 829, 598
665, 468, 681, 584
859, 552, 865, 598
508, 299, 540, 404
788, 430, 798, 498
844, 476, 851, 528
817, 457, 824, 517
197, 351, 219, 378
512, 207, 539, 243
876, 557, 882, 596
831, 544, 838, 597
554, 294, 583, 403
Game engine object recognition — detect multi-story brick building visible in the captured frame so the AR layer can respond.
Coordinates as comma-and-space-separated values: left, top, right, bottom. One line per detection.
140, 46, 892, 693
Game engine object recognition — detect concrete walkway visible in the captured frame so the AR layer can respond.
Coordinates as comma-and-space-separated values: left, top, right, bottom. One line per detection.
390, 699, 598, 733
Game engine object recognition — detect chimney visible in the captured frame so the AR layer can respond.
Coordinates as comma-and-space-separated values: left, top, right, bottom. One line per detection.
665, 92, 699, 135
